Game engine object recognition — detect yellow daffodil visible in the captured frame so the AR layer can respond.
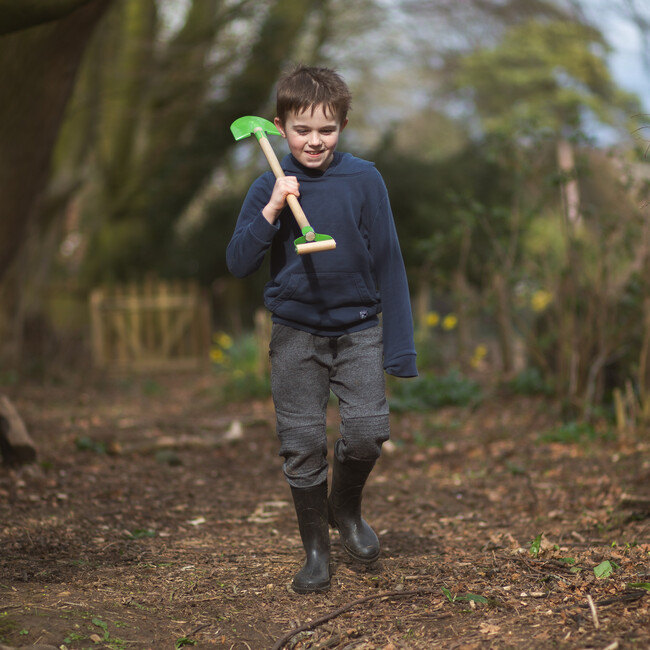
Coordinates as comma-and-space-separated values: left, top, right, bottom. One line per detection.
426, 311, 440, 327
442, 314, 458, 331
474, 344, 487, 359
470, 343, 487, 368
210, 348, 225, 364
531, 290, 553, 312
216, 332, 233, 349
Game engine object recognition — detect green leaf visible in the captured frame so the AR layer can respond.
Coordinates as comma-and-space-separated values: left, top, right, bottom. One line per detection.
92, 617, 110, 641
628, 583, 650, 591
457, 593, 489, 604
175, 638, 198, 649
594, 560, 614, 579
441, 587, 487, 604
125, 529, 157, 539
529, 533, 543, 558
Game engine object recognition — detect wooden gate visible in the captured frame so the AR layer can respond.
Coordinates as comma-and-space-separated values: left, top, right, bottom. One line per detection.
89, 280, 211, 371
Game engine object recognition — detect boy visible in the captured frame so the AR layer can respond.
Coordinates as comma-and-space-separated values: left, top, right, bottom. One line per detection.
226, 65, 417, 594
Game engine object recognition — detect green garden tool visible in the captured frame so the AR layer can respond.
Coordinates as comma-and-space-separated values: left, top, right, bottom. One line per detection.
230, 116, 337, 255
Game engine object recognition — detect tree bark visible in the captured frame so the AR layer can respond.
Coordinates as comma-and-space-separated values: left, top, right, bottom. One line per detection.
493, 271, 514, 375
0, 0, 112, 283
0, 0, 100, 35
557, 138, 582, 228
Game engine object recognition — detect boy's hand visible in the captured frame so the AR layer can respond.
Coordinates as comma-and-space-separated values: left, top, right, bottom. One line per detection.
262, 176, 299, 223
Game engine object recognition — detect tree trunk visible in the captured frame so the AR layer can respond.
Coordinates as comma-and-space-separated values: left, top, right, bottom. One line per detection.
556, 137, 582, 228
453, 271, 472, 373
0, 0, 113, 284
414, 262, 432, 340
493, 271, 514, 376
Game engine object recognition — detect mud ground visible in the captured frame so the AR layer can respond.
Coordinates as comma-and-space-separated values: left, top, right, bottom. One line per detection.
1, 372, 649, 649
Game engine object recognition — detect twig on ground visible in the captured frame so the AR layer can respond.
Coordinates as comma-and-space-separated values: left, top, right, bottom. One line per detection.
587, 594, 600, 629
270, 587, 440, 650
188, 623, 210, 637
554, 589, 647, 613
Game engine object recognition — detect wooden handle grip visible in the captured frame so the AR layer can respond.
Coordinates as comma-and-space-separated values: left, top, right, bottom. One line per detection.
295, 239, 337, 255
256, 133, 311, 231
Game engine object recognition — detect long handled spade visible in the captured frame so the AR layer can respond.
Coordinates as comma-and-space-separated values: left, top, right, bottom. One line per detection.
230, 116, 337, 255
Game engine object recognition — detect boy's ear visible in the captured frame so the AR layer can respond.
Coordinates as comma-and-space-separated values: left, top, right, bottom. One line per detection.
273, 117, 286, 138
340, 117, 349, 131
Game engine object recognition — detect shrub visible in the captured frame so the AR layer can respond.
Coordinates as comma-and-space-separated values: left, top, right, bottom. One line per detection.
388, 370, 483, 412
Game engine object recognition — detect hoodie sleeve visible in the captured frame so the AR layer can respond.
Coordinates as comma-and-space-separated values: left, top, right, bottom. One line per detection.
367, 171, 418, 378
226, 174, 280, 278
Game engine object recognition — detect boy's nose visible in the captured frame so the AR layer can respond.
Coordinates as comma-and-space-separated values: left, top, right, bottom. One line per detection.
308, 132, 321, 145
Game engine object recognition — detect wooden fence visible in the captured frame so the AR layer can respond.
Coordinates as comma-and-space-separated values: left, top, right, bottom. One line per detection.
89, 280, 211, 371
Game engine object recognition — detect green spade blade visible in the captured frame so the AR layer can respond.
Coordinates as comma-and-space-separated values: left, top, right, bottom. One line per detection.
230, 116, 280, 141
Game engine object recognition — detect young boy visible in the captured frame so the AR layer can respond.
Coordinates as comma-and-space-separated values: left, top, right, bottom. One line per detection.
226, 65, 417, 594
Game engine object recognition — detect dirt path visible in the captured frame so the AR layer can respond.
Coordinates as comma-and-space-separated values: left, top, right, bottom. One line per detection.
1, 373, 649, 649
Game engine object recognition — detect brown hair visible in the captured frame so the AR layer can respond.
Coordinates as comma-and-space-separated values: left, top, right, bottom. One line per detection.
275, 65, 352, 126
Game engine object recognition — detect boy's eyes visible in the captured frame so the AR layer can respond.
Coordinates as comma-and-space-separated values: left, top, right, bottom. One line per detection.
295, 128, 335, 135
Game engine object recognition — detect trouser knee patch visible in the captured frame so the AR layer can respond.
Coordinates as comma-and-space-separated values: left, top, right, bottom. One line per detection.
335, 414, 390, 463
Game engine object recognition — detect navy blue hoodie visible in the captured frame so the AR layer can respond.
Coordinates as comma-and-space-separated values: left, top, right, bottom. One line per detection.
226, 151, 417, 378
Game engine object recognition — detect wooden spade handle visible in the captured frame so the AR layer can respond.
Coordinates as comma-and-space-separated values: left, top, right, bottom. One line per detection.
295, 239, 337, 255
255, 131, 312, 233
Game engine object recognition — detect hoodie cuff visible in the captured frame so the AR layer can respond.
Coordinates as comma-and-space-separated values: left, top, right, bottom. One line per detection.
384, 353, 418, 378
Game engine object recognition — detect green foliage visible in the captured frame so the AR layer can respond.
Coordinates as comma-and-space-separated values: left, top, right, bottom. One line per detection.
142, 378, 164, 397
537, 420, 615, 444
0, 611, 18, 642
503, 367, 553, 396
454, 19, 640, 138
74, 436, 107, 455
521, 211, 567, 270
0, 369, 19, 386
221, 371, 271, 403
212, 332, 271, 403
442, 586, 488, 604
376, 142, 515, 286
125, 529, 157, 540
594, 560, 617, 579
212, 332, 254, 372
529, 532, 543, 558
388, 370, 483, 412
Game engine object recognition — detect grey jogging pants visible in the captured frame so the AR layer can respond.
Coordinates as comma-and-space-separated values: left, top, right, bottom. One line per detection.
269, 323, 390, 488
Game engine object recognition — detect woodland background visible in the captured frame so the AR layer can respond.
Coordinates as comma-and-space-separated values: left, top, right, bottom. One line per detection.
2, 0, 650, 423
3, 3, 650, 649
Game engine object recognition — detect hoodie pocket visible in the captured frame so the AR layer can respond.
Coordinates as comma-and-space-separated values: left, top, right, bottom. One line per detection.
267, 272, 378, 327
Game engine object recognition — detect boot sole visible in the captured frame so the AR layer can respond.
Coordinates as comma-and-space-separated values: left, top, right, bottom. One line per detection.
329, 515, 380, 564
343, 544, 380, 564
292, 580, 331, 594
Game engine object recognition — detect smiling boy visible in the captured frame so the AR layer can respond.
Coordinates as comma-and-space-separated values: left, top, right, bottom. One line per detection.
227, 65, 416, 594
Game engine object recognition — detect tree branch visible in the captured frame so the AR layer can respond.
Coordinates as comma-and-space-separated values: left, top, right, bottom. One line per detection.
270, 587, 440, 650
0, 0, 101, 36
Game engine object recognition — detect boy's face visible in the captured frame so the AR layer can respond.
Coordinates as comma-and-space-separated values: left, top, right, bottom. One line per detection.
274, 104, 347, 172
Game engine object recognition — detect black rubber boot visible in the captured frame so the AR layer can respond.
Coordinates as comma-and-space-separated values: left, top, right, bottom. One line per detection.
328, 455, 380, 564
290, 482, 331, 593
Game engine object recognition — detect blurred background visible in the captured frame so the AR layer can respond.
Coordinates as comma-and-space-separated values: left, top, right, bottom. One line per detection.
1, 0, 650, 427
